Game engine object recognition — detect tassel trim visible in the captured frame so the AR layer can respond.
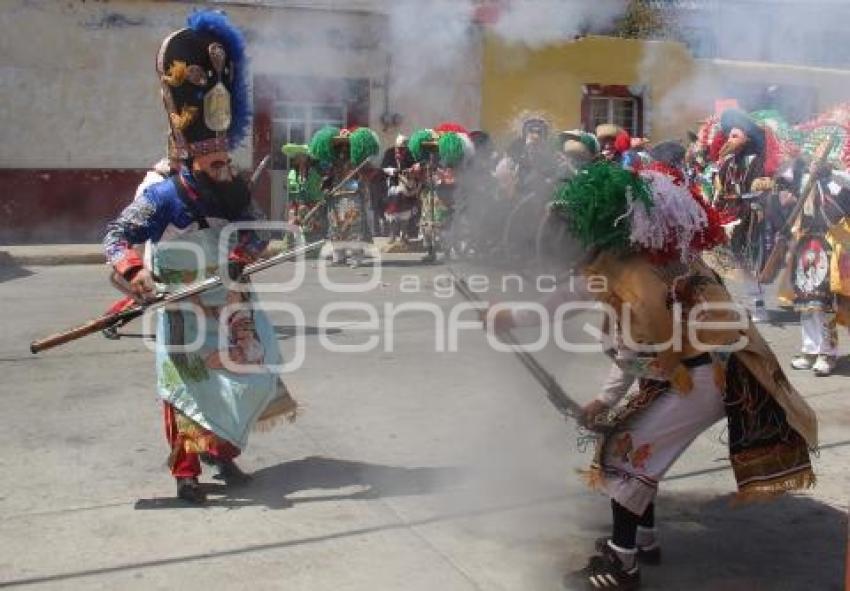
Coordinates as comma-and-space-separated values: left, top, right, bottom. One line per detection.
732, 468, 816, 506
253, 384, 299, 433
578, 465, 607, 491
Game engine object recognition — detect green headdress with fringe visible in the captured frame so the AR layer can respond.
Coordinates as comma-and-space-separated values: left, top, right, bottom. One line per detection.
751, 109, 804, 146
438, 132, 465, 167
551, 161, 653, 252
308, 125, 340, 165
408, 128, 437, 162
349, 127, 380, 166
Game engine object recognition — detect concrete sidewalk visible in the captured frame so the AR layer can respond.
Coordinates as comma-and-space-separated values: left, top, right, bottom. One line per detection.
0, 244, 105, 266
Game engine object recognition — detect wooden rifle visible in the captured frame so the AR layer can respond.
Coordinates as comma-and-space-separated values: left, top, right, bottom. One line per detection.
30, 240, 325, 354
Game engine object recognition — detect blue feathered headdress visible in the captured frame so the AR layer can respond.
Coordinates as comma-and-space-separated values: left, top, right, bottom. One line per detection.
187, 9, 251, 150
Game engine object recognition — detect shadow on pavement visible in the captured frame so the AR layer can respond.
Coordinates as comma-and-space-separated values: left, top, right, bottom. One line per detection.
134, 455, 463, 510
0, 262, 33, 284
825, 356, 850, 378
634, 492, 845, 591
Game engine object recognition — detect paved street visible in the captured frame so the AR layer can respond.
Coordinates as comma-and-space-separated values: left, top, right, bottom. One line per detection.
0, 257, 847, 590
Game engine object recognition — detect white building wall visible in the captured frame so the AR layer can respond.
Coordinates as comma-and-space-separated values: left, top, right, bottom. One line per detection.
0, 0, 482, 170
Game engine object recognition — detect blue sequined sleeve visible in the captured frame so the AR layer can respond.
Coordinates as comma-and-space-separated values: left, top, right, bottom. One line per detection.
103, 185, 172, 274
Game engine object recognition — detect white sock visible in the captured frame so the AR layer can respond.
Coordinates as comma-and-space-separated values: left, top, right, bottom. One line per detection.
607, 541, 638, 571
636, 526, 658, 549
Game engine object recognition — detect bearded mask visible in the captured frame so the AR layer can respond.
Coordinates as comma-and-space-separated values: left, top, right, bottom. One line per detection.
719, 129, 750, 160
718, 109, 765, 161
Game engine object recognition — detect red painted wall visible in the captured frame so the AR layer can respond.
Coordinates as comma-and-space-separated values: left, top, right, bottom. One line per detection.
0, 169, 147, 245
2, 75, 373, 244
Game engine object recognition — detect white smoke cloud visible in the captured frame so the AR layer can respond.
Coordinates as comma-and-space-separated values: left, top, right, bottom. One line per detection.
488, 0, 626, 48
384, 0, 631, 130
386, 0, 480, 129
644, 0, 850, 130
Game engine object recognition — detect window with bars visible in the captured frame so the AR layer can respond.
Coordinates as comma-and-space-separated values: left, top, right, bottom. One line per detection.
272, 102, 347, 169
582, 85, 644, 138
588, 97, 639, 137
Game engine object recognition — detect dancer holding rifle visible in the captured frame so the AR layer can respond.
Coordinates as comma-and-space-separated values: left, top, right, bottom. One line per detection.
308, 126, 380, 267
485, 162, 816, 590
772, 127, 850, 376
100, 10, 298, 504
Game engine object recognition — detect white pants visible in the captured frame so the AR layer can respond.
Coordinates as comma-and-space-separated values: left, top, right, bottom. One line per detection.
800, 309, 838, 356
601, 365, 726, 515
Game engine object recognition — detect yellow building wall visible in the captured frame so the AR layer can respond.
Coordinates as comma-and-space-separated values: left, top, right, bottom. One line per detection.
482, 35, 850, 146
482, 35, 696, 143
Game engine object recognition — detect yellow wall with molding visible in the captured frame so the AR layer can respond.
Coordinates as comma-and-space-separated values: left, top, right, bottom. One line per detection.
482, 35, 850, 146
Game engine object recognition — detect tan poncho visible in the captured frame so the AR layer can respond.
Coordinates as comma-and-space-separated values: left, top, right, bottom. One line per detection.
583, 250, 817, 499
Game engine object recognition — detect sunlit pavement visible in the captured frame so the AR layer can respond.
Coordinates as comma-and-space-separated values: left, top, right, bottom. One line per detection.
0, 258, 846, 590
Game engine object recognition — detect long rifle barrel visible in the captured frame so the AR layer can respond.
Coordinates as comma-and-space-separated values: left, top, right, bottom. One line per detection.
447, 267, 582, 421
30, 240, 325, 354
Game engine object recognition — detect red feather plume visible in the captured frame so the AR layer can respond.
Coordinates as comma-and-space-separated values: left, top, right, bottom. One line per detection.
708, 131, 727, 163
435, 122, 468, 135
614, 130, 632, 154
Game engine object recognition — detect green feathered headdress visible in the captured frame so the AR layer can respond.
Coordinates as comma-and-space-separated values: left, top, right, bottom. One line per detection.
308, 125, 340, 165
349, 127, 380, 166
575, 132, 600, 155
551, 161, 653, 252
751, 109, 804, 146
438, 132, 466, 167
408, 128, 437, 162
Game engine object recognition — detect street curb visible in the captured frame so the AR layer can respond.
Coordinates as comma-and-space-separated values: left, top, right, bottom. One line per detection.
0, 239, 430, 267
0, 248, 105, 267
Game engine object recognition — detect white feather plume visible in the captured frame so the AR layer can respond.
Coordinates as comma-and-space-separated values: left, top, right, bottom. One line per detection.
628, 170, 708, 261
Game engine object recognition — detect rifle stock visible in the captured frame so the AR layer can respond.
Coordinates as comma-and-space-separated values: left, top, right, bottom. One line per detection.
758, 234, 788, 284
30, 307, 145, 354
